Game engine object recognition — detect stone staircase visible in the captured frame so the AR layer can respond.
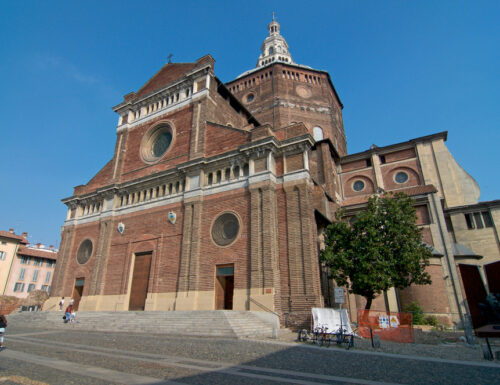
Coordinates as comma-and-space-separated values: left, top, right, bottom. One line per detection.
6, 310, 279, 339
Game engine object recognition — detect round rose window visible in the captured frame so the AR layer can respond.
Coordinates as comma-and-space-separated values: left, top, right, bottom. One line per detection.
212, 213, 240, 246
76, 239, 93, 265
141, 124, 173, 163
152, 131, 172, 158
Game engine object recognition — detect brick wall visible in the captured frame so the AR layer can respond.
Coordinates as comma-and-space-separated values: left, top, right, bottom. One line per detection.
341, 159, 369, 173
227, 63, 347, 156
342, 172, 376, 197
380, 160, 422, 190
118, 107, 193, 183
399, 264, 452, 325
384, 148, 416, 163
204, 123, 250, 158
286, 153, 303, 172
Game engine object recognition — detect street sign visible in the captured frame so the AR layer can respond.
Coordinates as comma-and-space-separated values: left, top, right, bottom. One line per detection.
334, 287, 345, 304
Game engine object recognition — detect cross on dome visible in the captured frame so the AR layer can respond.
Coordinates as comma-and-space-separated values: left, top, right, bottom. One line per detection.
256, 15, 294, 68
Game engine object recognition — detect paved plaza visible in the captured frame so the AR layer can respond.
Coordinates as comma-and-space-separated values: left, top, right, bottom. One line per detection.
1, 325, 499, 385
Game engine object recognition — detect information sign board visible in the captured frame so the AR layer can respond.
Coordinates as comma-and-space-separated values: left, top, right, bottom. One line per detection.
334, 287, 345, 304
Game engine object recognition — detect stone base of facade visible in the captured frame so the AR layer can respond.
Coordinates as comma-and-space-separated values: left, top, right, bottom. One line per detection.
46, 287, 279, 313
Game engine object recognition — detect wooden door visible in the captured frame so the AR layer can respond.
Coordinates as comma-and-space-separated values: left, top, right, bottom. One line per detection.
215, 276, 225, 310
129, 252, 152, 311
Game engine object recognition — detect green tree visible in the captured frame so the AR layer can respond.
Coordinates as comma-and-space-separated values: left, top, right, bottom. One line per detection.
321, 193, 432, 310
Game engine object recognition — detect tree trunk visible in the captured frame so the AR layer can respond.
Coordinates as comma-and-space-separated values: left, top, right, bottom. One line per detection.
365, 297, 373, 310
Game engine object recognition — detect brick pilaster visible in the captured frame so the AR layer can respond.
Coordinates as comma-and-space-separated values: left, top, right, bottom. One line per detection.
249, 187, 263, 289
52, 226, 77, 296
283, 181, 323, 327
88, 218, 113, 296
178, 199, 203, 293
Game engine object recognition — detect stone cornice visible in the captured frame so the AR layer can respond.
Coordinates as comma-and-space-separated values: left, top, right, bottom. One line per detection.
340, 131, 448, 164
445, 199, 500, 214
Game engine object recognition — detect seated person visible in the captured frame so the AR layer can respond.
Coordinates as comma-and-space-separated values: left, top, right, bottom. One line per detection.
64, 305, 73, 323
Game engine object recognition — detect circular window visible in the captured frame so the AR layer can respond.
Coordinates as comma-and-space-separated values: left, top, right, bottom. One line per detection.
212, 212, 240, 247
395, 172, 409, 184
141, 124, 173, 163
152, 131, 172, 158
353, 180, 365, 192
246, 93, 255, 103
76, 239, 93, 265
296, 85, 312, 99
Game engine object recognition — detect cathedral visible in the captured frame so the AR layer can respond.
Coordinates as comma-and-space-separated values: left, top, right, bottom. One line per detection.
47, 19, 499, 328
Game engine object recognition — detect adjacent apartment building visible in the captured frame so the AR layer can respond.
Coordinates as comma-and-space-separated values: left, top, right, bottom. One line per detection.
0, 229, 57, 299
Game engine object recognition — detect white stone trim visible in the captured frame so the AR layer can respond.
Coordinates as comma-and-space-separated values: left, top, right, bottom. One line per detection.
248, 171, 277, 185
63, 174, 285, 227
183, 188, 204, 200
64, 194, 184, 226
116, 89, 209, 132
283, 170, 310, 183
203, 179, 248, 196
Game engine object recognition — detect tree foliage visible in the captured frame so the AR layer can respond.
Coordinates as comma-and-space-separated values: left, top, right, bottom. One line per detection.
320, 193, 432, 309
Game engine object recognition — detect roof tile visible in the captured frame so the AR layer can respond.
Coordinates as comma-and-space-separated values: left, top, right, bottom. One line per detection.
17, 246, 57, 260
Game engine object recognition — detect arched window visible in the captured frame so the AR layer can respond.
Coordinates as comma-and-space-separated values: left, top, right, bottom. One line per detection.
313, 126, 324, 141
268, 47, 274, 55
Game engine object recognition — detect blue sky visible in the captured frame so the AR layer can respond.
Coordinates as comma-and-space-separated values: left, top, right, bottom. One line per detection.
0, 1, 498, 247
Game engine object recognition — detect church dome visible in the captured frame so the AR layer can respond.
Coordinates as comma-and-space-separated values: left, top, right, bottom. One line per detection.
256, 15, 295, 68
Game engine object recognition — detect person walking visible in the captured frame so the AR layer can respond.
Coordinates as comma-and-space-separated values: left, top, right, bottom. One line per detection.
59, 297, 65, 311
69, 298, 74, 306
0, 314, 7, 350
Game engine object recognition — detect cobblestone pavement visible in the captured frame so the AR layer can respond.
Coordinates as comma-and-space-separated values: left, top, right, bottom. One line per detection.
0, 326, 499, 385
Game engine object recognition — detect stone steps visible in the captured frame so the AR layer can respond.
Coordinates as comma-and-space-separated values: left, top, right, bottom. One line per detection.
6, 310, 278, 339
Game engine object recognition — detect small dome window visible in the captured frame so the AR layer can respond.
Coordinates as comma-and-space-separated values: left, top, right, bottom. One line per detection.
313, 126, 324, 141
353, 180, 365, 192
395, 171, 409, 184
